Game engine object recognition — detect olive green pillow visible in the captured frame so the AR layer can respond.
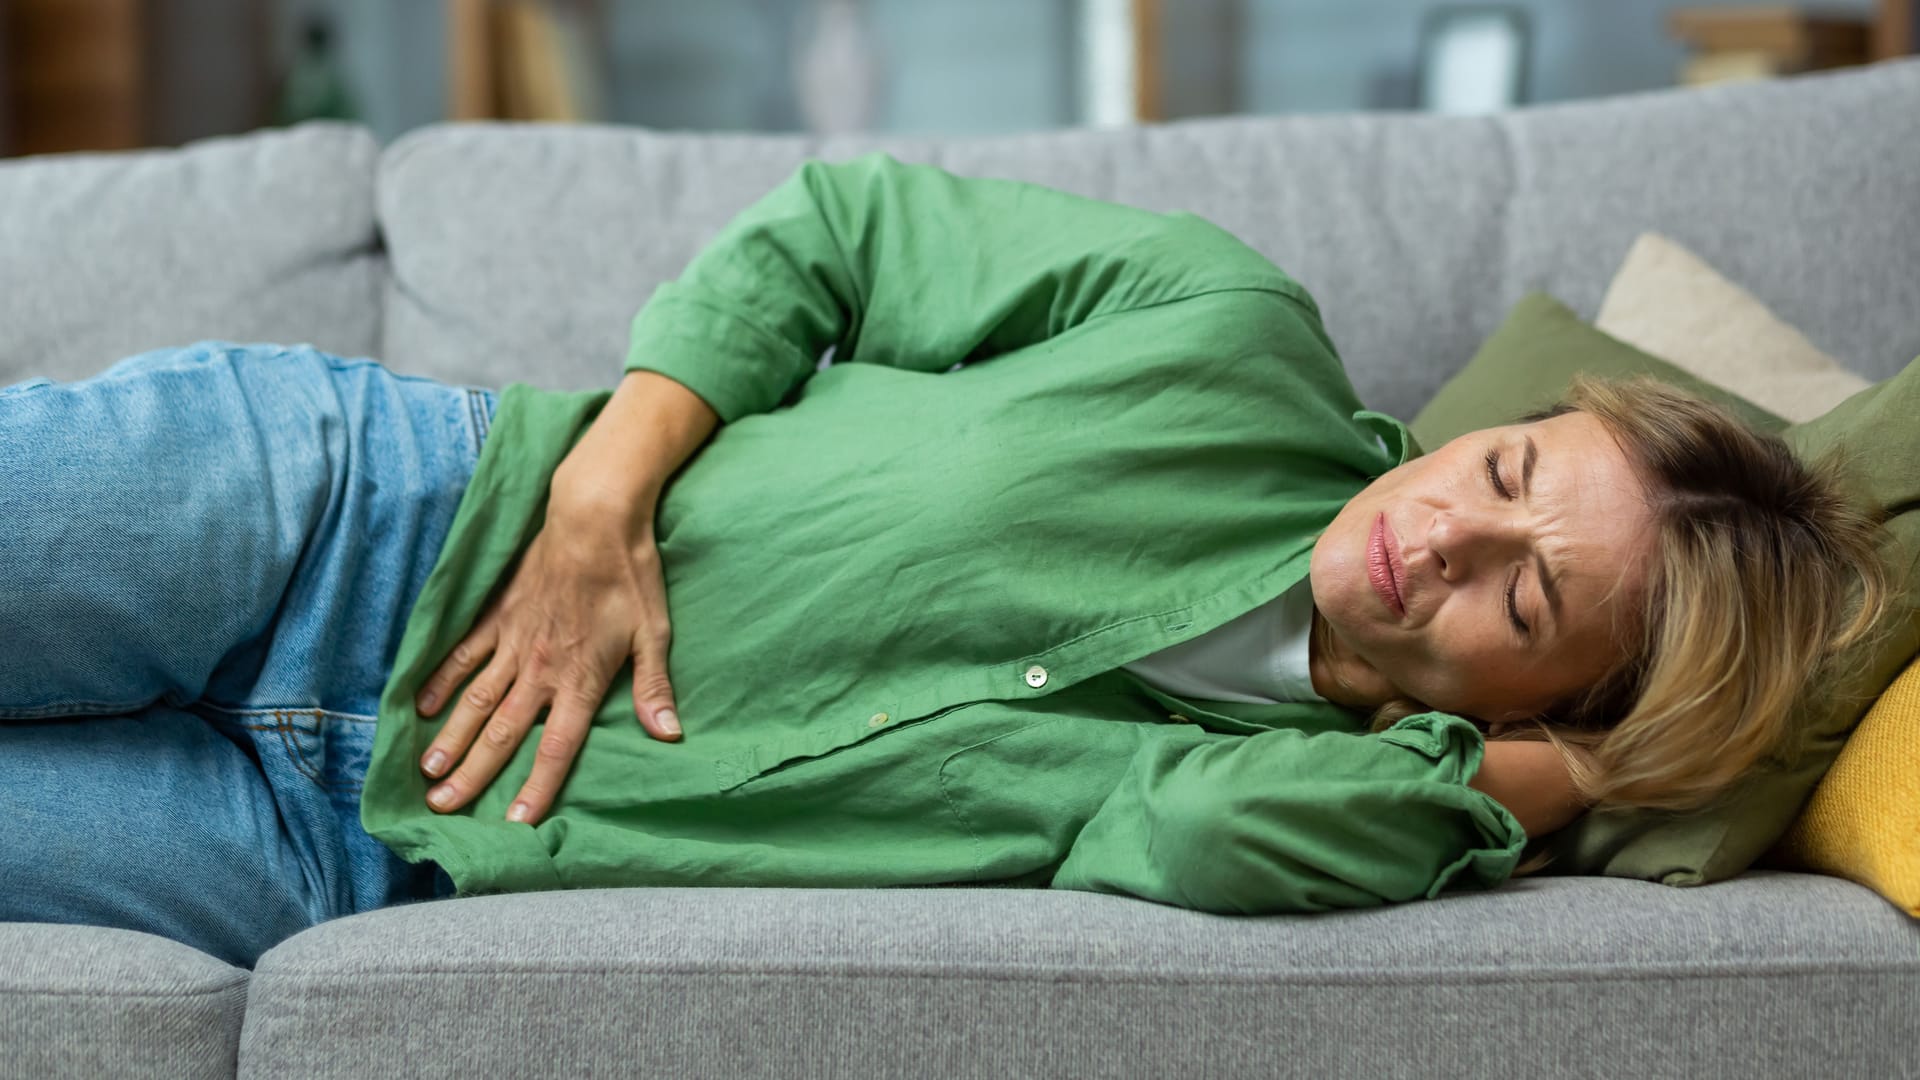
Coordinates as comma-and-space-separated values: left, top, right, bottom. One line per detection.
1411, 291, 1920, 886
1409, 292, 1786, 451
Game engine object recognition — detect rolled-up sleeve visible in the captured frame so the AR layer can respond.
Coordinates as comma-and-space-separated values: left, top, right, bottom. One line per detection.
1050, 712, 1528, 913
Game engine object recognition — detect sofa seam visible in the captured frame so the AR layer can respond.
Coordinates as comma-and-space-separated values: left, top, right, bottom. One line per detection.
249, 961, 1920, 986
0, 984, 246, 999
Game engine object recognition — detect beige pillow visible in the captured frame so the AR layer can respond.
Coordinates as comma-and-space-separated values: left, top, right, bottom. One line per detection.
1595, 232, 1871, 422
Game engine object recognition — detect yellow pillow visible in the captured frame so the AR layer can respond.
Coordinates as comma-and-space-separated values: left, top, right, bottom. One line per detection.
1764, 653, 1920, 916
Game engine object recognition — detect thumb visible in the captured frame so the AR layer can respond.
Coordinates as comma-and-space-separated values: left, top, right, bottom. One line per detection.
631, 666, 681, 741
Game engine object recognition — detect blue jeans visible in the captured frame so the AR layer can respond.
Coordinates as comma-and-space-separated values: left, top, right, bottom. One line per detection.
0, 342, 493, 968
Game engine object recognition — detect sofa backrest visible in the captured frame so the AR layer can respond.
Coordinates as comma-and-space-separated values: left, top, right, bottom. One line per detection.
0, 124, 382, 386
375, 57, 1920, 420
4, 58, 1916, 421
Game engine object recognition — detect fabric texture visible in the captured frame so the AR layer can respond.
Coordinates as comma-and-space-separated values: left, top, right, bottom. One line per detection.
361, 152, 1526, 913
1121, 575, 1324, 705
0, 343, 486, 967
0, 123, 383, 387
238, 871, 1920, 1080
0, 924, 245, 1080
1768, 655, 1920, 916
1594, 231, 1872, 422
1408, 291, 1786, 452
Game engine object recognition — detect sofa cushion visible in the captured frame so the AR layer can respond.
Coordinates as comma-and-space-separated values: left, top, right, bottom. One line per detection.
1408, 290, 1784, 451
1492, 61, 1920, 390
241, 875, 1920, 1078
0, 122, 383, 387
0, 923, 245, 1080
375, 60, 1920, 419
374, 118, 1510, 418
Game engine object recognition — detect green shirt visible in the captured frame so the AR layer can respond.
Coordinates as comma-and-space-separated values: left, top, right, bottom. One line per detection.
361, 152, 1527, 913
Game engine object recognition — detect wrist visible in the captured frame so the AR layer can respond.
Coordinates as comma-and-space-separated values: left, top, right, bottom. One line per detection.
547, 470, 661, 537
549, 459, 661, 514
548, 369, 718, 522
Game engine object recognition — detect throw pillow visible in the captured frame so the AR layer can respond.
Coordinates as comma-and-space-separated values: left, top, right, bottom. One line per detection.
1594, 232, 1872, 423
1408, 291, 1785, 453
1763, 654, 1920, 917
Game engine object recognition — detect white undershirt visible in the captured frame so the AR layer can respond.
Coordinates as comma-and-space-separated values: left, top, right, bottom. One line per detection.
1120, 576, 1325, 705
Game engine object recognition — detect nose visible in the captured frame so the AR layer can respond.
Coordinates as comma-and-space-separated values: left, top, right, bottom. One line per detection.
1426, 507, 1528, 583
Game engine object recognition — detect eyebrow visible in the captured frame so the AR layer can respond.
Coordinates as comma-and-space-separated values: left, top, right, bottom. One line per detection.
1520, 435, 1564, 629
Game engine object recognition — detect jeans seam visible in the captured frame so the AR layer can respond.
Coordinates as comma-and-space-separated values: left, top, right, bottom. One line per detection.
191, 701, 379, 793
0, 692, 191, 720
273, 709, 325, 786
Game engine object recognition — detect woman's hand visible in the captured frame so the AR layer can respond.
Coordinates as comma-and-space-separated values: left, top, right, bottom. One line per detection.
413, 500, 681, 826
410, 368, 718, 825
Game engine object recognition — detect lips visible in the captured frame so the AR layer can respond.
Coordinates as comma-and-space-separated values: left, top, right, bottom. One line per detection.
1368, 512, 1407, 618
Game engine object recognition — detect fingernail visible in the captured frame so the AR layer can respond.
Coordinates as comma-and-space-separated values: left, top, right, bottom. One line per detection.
658, 709, 680, 736
428, 786, 454, 809
417, 692, 438, 714
423, 750, 447, 776
507, 802, 530, 823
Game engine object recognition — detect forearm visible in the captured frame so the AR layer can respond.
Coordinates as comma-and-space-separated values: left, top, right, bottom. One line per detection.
549, 369, 720, 531
1468, 738, 1590, 840
1054, 714, 1527, 913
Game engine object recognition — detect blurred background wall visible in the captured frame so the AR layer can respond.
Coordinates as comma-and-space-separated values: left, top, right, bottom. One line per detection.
1, 0, 1913, 155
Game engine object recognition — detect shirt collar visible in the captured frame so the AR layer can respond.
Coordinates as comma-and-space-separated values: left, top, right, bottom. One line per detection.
1352, 409, 1423, 469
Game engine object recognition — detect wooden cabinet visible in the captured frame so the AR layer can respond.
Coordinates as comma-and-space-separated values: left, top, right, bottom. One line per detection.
4, 0, 146, 153
1882, 0, 1917, 59
0, 0, 271, 157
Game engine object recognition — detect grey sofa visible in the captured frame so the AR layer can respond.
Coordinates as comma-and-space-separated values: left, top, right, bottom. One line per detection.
4, 59, 1918, 1080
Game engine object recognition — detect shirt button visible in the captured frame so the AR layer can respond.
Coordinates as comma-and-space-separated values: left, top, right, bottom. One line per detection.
1023, 665, 1048, 689
1168, 713, 1191, 724
868, 712, 890, 727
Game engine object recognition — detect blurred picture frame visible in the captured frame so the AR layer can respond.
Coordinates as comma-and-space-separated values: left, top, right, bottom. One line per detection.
1416, 5, 1532, 114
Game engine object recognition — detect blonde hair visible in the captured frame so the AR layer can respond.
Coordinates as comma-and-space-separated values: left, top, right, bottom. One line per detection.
1366, 375, 1891, 877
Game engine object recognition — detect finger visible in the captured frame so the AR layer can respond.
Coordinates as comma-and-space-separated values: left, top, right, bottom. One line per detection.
420, 652, 514, 779
420, 652, 516, 781
416, 619, 500, 718
505, 686, 597, 825
630, 626, 681, 742
427, 678, 543, 814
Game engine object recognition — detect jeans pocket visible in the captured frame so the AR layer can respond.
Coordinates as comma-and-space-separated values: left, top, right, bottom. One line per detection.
194, 703, 378, 798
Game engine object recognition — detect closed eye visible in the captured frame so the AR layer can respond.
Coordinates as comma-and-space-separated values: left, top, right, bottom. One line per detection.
1484, 448, 1511, 500
1505, 573, 1530, 637
1485, 447, 1531, 637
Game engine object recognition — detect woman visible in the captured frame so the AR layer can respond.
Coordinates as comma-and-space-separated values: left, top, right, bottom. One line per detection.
0, 153, 1886, 968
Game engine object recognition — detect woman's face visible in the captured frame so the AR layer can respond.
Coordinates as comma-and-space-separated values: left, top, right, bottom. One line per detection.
1309, 411, 1658, 725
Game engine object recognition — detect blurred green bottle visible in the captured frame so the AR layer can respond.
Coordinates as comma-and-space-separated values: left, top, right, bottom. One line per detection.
275, 13, 360, 124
